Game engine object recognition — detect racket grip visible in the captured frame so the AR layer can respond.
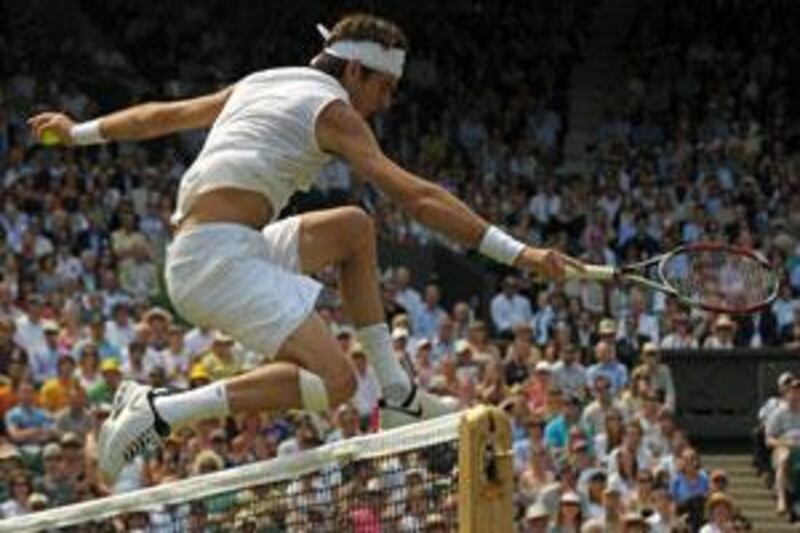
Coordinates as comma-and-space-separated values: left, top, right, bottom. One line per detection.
565, 264, 617, 281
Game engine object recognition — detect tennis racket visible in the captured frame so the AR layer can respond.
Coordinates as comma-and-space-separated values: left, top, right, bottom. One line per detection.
563, 241, 780, 314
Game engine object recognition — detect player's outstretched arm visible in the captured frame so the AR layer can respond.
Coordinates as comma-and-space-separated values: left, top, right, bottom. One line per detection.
27, 86, 234, 146
317, 101, 586, 280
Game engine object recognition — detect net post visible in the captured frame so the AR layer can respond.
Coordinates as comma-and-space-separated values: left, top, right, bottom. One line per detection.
458, 405, 514, 533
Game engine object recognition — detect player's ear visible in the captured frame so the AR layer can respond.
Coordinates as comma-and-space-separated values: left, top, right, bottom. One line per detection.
344, 60, 364, 82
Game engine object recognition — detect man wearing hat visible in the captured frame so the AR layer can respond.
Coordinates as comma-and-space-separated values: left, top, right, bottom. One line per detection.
523, 502, 550, 532
699, 492, 736, 533
703, 314, 736, 349
29, 320, 62, 385
633, 342, 676, 411
765, 375, 800, 515
200, 331, 242, 380
660, 312, 698, 350
88, 358, 123, 405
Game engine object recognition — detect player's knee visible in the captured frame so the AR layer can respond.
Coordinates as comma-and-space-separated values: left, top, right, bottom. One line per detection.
328, 366, 358, 408
339, 206, 375, 251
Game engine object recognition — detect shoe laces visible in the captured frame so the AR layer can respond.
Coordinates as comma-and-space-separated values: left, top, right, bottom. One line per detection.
123, 426, 164, 463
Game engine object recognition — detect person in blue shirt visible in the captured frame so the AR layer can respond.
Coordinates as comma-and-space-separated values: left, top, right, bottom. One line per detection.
544, 394, 587, 453
587, 340, 629, 396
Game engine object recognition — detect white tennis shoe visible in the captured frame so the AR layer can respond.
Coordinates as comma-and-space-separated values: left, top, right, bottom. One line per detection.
98, 381, 171, 484
380, 386, 460, 429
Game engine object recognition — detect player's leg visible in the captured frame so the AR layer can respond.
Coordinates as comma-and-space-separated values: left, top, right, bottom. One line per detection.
295, 206, 458, 424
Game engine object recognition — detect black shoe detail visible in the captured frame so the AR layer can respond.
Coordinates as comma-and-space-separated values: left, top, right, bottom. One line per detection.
146, 389, 173, 438
379, 385, 423, 418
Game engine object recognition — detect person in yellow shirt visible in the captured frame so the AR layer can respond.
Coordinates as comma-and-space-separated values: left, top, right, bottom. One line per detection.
39, 354, 78, 413
200, 333, 242, 381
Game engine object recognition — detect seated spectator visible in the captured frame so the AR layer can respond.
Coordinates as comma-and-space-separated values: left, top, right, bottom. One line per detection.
702, 315, 736, 349
670, 447, 709, 530
633, 343, 675, 411
490, 276, 533, 339
465, 320, 500, 364
39, 354, 77, 413
54, 384, 91, 438
659, 313, 698, 350
582, 375, 622, 438
33, 442, 76, 507
587, 340, 628, 397
646, 484, 682, 533
349, 344, 380, 431
4, 380, 55, 457
699, 491, 737, 533
552, 343, 588, 402
522, 501, 550, 533
87, 357, 123, 405
198, 332, 244, 380
764, 376, 800, 515
0, 472, 33, 518
504, 322, 540, 387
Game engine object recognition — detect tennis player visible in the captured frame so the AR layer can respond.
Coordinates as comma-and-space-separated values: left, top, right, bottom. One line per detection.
29, 14, 586, 482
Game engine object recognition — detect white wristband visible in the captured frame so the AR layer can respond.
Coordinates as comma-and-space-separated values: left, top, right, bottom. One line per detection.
70, 119, 106, 146
478, 226, 526, 266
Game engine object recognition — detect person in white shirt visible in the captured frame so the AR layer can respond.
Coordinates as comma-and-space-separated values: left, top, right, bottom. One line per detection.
702, 315, 736, 349
349, 344, 381, 429
659, 313, 698, 350
392, 266, 422, 318
183, 325, 214, 361
13, 295, 47, 363
30, 13, 584, 483
490, 276, 533, 338
105, 302, 136, 353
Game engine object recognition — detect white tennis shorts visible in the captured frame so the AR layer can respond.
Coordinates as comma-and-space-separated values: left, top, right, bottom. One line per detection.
165, 218, 321, 358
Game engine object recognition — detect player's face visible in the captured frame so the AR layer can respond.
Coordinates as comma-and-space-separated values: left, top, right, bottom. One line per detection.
349, 64, 398, 118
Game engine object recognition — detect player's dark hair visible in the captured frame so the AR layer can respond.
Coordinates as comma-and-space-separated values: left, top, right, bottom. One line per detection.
311, 13, 408, 79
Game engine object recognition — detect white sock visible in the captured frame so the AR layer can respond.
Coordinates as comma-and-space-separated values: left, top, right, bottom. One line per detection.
356, 323, 411, 404
153, 381, 230, 429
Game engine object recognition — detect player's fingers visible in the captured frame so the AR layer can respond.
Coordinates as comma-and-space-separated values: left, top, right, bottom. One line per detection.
546, 252, 566, 281
562, 254, 587, 273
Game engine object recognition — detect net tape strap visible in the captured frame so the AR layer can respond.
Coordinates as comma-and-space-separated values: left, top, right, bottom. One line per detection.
0, 413, 461, 532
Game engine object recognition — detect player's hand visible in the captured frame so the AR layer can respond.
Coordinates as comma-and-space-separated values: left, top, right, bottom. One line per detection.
27, 112, 76, 146
516, 246, 587, 281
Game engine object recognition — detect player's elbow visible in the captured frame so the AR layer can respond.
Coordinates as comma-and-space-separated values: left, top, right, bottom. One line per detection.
402, 183, 441, 221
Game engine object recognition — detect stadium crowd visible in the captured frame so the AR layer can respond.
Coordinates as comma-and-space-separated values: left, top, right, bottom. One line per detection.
1, 0, 799, 531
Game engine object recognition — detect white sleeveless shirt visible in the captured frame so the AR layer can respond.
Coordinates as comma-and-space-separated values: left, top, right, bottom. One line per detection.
172, 67, 350, 224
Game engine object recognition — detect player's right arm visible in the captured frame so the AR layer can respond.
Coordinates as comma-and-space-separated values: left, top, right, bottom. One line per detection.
317, 101, 586, 280
27, 86, 234, 146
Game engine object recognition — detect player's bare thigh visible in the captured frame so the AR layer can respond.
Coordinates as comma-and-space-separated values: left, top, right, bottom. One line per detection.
295, 206, 375, 274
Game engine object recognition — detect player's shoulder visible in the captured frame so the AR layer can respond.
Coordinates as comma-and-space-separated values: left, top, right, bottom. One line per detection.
241, 66, 345, 93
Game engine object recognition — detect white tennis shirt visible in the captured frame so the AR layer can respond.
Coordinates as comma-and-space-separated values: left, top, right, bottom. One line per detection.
172, 67, 350, 224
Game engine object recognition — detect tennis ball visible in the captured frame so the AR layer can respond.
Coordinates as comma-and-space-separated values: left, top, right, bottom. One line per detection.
40, 129, 60, 146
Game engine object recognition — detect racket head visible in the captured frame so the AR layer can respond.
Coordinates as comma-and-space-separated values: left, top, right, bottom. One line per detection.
657, 241, 780, 314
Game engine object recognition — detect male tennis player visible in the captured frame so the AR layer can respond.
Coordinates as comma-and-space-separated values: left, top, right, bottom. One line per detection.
29, 14, 586, 482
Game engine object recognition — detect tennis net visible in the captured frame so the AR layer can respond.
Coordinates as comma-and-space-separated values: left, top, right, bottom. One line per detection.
0, 407, 512, 532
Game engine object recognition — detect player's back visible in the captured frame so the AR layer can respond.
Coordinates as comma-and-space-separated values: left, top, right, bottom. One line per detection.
173, 67, 350, 225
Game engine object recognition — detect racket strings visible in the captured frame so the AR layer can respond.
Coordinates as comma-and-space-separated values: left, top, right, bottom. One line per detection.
661, 248, 776, 312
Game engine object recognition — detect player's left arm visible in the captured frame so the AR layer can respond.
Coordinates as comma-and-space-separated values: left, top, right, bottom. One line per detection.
318, 101, 586, 279
27, 86, 234, 146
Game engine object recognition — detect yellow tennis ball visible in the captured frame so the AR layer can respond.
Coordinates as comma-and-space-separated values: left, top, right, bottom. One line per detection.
40, 129, 60, 146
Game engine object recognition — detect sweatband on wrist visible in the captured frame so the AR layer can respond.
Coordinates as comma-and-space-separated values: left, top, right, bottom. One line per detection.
70, 119, 106, 146
478, 226, 526, 265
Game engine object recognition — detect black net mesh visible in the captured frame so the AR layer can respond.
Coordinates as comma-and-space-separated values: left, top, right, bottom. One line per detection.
660, 246, 777, 312
6, 430, 461, 533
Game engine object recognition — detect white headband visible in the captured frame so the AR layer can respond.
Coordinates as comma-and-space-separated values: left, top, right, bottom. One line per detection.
317, 24, 405, 79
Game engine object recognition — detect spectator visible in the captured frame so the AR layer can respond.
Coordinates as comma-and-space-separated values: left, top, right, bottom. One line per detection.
412, 283, 447, 339
633, 343, 675, 411
764, 376, 800, 515
504, 322, 540, 387
0, 473, 33, 518
659, 313, 698, 350
28, 320, 62, 385
490, 276, 533, 338
522, 501, 550, 533
552, 343, 588, 402
39, 354, 77, 413
699, 491, 737, 533
393, 266, 422, 319
4, 380, 55, 456
199, 332, 242, 380
702, 315, 736, 349
587, 340, 628, 396
54, 384, 91, 438
349, 344, 380, 432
